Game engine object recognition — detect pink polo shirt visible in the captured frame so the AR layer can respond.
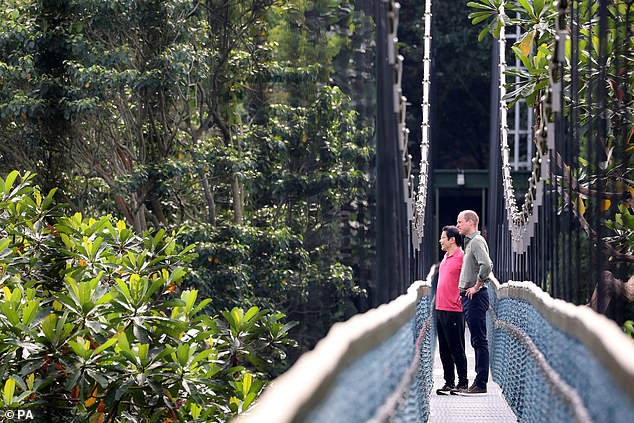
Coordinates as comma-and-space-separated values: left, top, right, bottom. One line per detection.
436, 248, 464, 312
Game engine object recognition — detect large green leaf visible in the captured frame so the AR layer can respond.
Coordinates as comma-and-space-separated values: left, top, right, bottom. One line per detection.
3, 377, 16, 406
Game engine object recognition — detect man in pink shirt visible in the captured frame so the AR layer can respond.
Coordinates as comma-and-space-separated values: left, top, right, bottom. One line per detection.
435, 225, 468, 394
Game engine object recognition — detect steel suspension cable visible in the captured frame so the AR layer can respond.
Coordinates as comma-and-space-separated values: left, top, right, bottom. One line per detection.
413, 0, 432, 248
497, 0, 567, 257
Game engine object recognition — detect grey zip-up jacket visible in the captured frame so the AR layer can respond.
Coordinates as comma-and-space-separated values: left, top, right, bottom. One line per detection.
459, 231, 493, 291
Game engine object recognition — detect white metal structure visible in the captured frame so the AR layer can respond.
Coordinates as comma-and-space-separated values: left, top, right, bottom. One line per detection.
505, 15, 534, 171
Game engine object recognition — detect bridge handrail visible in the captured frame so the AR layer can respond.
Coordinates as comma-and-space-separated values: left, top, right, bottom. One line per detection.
234, 266, 436, 423
491, 276, 634, 400
489, 275, 634, 422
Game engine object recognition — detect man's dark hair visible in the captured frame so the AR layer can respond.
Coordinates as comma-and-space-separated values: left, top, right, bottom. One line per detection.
442, 225, 462, 247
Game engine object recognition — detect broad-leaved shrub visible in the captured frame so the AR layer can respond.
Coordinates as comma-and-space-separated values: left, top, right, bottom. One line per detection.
0, 171, 296, 422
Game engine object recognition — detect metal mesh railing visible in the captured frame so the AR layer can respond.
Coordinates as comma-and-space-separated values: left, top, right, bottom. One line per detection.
236, 268, 634, 423
488, 277, 634, 423
234, 267, 437, 423
305, 319, 417, 423
309, 295, 435, 423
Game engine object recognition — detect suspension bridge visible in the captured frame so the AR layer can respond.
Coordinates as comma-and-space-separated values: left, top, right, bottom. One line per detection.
235, 1, 634, 422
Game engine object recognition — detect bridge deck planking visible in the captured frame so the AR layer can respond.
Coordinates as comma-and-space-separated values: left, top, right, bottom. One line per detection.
429, 328, 517, 423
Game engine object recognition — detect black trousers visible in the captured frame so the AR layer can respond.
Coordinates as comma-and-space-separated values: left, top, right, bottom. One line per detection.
462, 288, 490, 388
436, 309, 468, 386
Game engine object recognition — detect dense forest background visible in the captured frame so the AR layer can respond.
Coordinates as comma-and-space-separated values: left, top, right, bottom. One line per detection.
1, 0, 380, 358
1, 0, 490, 354
0, 1, 492, 421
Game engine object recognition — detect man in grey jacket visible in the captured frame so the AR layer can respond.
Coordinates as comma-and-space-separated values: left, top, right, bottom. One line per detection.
453, 210, 492, 395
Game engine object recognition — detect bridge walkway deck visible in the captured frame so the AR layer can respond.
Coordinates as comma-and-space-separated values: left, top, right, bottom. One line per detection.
429, 328, 517, 422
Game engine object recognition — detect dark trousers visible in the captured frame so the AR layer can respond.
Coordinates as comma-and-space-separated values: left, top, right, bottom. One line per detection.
462, 288, 489, 387
436, 310, 468, 387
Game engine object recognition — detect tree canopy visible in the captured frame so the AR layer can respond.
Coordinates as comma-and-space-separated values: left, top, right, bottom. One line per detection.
1, 0, 378, 420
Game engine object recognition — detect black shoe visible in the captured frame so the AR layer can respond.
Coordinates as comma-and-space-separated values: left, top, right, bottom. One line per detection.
436, 383, 455, 395
449, 383, 468, 395
454, 383, 487, 395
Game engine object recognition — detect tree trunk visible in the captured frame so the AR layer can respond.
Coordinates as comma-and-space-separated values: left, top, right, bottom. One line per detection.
232, 174, 243, 225
199, 169, 216, 226
589, 271, 634, 324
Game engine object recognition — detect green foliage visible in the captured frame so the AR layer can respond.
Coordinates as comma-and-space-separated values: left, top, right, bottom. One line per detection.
254, 86, 370, 211
624, 320, 634, 338
467, 0, 509, 41
182, 220, 359, 366
468, 0, 634, 266
1, 0, 375, 385
0, 171, 296, 422
170, 87, 369, 359
605, 203, 634, 259
267, 0, 356, 102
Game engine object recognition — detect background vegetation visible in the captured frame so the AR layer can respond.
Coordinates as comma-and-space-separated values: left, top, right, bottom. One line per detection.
0, 0, 378, 420
468, 0, 634, 323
